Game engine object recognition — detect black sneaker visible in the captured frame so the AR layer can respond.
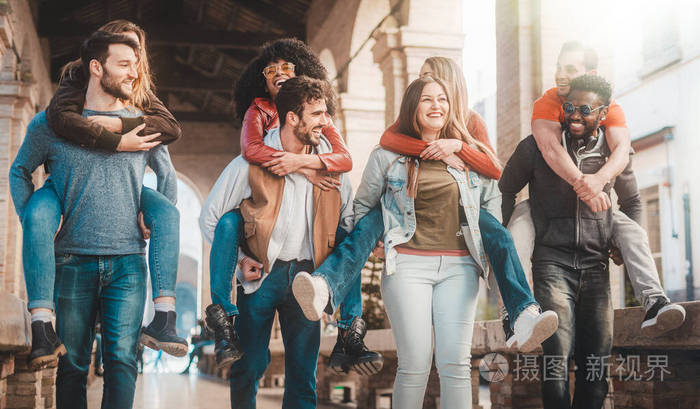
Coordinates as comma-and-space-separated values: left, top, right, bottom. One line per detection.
502, 314, 517, 349
28, 321, 67, 370
204, 304, 243, 368
140, 311, 189, 357
332, 317, 383, 376
641, 298, 686, 338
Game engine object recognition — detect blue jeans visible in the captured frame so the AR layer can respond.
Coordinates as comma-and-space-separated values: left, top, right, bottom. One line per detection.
533, 263, 613, 409
312, 207, 384, 328
209, 210, 243, 316
479, 208, 538, 325
54, 253, 147, 409
22, 183, 178, 310
140, 186, 179, 299
230, 259, 320, 409
22, 180, 61, 310
209, 210, 368, 328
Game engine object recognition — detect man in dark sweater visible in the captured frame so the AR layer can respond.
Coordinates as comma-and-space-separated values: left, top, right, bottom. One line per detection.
9, 31, 176, 409
499, 75, 637, 409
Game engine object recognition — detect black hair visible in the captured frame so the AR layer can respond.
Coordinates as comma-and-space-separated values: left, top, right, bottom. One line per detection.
559, 41, 598, 71
274, 76, 331, 127
233, 38, 335, 123
569, 74, 613, 105
79, 30, 140, 79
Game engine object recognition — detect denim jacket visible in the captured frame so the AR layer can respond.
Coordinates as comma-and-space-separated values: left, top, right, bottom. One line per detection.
354, 146, 502, 281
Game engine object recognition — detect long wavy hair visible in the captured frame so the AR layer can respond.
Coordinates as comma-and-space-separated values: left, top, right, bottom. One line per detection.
398, 75, 500, 171
398, 76, 456, 141
60, 20, 153, 110
233, 38, 334, 123
422, 56, 501, 168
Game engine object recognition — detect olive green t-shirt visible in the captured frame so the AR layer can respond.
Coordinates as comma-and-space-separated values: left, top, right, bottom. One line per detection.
402, 160, 467, 251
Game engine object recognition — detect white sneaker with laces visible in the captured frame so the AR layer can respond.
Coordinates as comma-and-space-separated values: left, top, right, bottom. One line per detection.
292, 272, 330, 321
513, 305, 559, 353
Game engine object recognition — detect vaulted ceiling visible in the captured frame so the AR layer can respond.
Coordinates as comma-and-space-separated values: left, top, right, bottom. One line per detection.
37, 0, 312, 123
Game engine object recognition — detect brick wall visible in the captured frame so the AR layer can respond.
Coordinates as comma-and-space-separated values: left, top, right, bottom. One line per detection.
5, 355, 55, 409
0, 2, 57, 408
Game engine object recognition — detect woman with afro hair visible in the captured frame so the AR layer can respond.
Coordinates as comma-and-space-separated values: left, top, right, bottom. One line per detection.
203, 38, 383, 376
234, 38, 348, 180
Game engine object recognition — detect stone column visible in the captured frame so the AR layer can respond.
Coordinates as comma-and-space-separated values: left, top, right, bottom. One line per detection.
336, 92, 386, 187
495, 0, 541, 163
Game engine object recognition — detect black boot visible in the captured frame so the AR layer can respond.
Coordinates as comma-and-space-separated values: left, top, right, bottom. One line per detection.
28, 321, 66, 370
502, 314, 517, 349
330, 317, 383, 376
329, 331, 351, 374
204, 304, 243, 368
140, 311, 189, 357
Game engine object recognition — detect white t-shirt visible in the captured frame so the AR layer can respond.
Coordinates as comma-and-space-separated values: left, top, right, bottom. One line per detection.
275, 172, 313, 262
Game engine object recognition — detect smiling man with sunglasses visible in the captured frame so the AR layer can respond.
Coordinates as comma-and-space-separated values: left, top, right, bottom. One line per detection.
500, 75, 627, 408
500, 75, 685, 409
509, 42, 685, 338
531, 41, 630, 211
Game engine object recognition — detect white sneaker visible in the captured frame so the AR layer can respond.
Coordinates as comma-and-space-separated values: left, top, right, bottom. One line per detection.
641, 298, 686, 338
292, 272, 330, 321
513, 305, 559, 353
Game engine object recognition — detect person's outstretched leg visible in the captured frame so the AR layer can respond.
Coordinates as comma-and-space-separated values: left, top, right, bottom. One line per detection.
22, 180, 66, 369
480, 209, 558, 352
611, 210, 685, 337
292, 207, 384, 374
294, 207, 384, 319
139, 186, 188, 357
206, 210, 244, 367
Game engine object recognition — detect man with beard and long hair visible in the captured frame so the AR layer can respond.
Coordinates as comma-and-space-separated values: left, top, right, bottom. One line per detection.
18, 20, 186, 374
10, 31, 177, 409
200, 76, 354, 409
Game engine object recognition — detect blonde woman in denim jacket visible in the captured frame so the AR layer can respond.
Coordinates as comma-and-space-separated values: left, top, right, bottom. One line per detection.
354, 76, 499, 408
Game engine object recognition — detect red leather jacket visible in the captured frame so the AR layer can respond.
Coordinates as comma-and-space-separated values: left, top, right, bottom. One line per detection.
379, 110, 501, 179
240, 98, 352, 172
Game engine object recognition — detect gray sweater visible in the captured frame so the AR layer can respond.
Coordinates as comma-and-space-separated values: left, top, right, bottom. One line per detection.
10, 109, 177, 255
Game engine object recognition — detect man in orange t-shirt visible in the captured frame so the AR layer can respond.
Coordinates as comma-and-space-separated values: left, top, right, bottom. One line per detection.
531, 41, 629, 212
520, 42, 685, 343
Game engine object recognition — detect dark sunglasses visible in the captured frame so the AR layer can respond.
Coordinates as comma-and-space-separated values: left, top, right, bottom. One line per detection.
563, 102, 607, 117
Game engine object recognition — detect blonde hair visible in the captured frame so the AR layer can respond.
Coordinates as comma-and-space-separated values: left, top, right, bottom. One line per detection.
423, 56, 501, 168
60, 20, 153, 110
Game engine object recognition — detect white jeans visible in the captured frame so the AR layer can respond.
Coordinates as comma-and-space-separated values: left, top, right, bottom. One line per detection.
381, 254, 480, 409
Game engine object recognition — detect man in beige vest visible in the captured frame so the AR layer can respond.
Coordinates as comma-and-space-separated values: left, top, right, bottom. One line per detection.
199, 76, 353, 409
